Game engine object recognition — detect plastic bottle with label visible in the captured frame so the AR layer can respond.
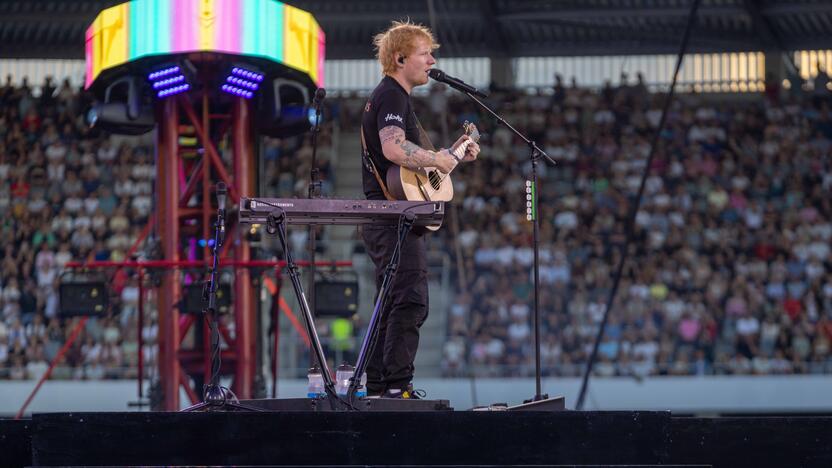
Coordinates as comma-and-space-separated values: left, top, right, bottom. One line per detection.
335, 363, 354, 396
355, 372, 368, 398
306, 365, 324, 398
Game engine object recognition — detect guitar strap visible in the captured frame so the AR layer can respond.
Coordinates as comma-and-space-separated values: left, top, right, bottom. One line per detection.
413, 111, 436, 152
360, 124, 395, 201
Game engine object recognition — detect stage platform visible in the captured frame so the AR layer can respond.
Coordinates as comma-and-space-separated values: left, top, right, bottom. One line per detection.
2, 406, 831, 467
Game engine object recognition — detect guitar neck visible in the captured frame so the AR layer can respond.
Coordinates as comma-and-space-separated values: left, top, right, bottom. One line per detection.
450, 139, 472, 161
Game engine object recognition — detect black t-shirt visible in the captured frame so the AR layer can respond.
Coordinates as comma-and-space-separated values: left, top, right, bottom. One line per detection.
361, 76, 421, 200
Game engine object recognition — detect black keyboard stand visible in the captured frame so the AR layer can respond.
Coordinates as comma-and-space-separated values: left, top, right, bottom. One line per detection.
266, 209, 343, 407
261, 207, 421, 409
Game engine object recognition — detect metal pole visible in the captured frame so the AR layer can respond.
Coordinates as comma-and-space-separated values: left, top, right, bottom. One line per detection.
201, 86, 213, 387
233, 97, 255, 398
272, 269, 281, 398
156, 97, 181, 411
137, 268, 144, 400
532, 155, 542, 399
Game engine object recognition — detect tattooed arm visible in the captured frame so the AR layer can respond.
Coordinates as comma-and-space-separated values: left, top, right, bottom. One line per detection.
379, 125, 457, 173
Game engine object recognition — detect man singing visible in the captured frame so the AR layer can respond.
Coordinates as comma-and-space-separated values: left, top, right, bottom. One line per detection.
360, 20, 480, 398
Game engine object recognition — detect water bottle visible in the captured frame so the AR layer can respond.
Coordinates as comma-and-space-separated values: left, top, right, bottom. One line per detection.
306, 365, 324, 398
335, 363, 354, 396
355, 372, 368, 398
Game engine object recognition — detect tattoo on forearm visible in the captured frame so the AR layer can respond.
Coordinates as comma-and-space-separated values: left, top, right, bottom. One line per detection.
401, 141, 418, 158
399, 140, 438, 169
379, 125, 438, 169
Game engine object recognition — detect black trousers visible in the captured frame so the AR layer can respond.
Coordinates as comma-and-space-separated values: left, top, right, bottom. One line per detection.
361, 224, 429, 393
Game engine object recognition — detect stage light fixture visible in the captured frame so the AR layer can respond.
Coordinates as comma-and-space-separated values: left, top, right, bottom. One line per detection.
148, 63, 191, 98
86, 76, 154, 135
147, 65, 180, 80
221, 84, 254, 99
221, 65, 264, 99
256, 78, 314, 137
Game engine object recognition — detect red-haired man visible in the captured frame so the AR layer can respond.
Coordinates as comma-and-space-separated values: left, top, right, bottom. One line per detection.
360, 20, 480, 398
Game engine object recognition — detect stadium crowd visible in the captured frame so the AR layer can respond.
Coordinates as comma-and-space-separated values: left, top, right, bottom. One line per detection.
0, 76, 150, 380
438, 74, 832, 377
1, 71, 831, 380
0, 75, 337, 381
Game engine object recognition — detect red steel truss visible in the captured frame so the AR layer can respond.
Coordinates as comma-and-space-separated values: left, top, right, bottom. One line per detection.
155, 91, 254, 410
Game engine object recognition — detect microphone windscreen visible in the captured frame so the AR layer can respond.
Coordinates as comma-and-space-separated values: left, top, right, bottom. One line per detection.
314, 87, 326, 104
216, 182, 227, 210
427, 69, 444, 80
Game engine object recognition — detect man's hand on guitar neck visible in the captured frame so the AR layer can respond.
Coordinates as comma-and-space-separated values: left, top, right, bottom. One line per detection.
451, 134, 481, 162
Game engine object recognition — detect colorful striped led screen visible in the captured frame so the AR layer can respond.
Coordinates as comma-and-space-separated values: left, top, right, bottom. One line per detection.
85, 0, 325, 89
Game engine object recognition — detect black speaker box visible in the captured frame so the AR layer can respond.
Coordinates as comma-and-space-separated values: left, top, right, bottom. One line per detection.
183, 283, 232, 314
59, 282, 109, 317
314, 280, 359, 318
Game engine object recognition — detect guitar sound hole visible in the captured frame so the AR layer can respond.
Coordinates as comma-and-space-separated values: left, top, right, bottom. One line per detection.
428, 170, 442, 190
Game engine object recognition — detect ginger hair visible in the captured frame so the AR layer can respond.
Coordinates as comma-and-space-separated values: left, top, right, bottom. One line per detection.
373, 20, 439, 75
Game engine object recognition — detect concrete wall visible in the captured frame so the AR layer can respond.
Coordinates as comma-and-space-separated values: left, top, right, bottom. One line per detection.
4, 375, 831, 416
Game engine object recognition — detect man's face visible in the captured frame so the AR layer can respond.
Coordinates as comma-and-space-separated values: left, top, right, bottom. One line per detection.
402, 38, 436, 88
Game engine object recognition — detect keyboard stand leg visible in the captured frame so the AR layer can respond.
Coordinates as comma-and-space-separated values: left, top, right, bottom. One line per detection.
266, 209, 339, 402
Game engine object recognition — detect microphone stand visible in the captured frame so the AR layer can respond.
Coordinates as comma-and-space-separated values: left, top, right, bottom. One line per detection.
463, 91, 556, 403
307, 88, 325, 369
182, 183, 263, 412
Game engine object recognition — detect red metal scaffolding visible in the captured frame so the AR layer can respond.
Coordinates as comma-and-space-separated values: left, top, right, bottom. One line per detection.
154, 88, 255, 410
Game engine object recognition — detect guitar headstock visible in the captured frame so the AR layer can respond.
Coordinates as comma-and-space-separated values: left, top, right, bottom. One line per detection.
462, 121, 481, 143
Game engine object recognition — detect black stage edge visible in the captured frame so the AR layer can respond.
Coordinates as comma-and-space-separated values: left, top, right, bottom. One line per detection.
0, 418, 32, 468
5, 411, 829, 467
670, 416, 832, 467
30, 411, 669, 466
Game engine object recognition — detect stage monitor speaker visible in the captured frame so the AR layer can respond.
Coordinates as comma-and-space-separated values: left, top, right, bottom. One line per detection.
471, 395, 566, 412
314, 280, 358, 318
59, 280, 109, 317
507, 395, 566, 411
182, 283, 232, 315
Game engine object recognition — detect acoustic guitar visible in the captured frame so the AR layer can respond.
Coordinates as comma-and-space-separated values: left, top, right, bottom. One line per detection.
385, 122, 480, 229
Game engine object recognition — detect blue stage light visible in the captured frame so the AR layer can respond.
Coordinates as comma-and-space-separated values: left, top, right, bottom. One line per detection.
152, 75, 186, 89
147, 66, 180, 81
156, 84, 190, 98
148, 64, 191, 98
222, 65, 264, 98
221, 84, 254, 99
231, 67, 264, 82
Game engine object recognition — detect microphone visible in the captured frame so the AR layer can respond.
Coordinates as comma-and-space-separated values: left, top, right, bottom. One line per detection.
216, 182, 227, 214
428, 69, 488, 98
313, 87, 326, 107
216, 182, 227, 244
311, 88, 326, 129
